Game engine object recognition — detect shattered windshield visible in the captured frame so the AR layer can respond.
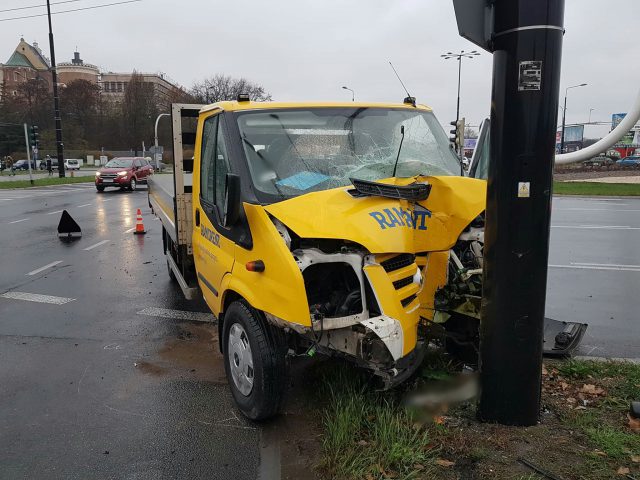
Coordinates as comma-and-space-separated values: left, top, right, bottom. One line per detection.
236, 108, 460, 200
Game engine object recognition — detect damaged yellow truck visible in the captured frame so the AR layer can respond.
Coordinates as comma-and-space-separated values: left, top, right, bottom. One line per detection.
148, 100, 486, 420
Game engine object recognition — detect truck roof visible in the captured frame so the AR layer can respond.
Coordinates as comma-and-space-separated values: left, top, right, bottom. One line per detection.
200, 100, 433, 114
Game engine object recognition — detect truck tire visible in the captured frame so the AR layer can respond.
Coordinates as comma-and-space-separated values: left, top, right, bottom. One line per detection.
223, 300, 287, 420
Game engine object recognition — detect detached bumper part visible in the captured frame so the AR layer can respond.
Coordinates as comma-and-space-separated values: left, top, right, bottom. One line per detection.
543, 317, 588, 357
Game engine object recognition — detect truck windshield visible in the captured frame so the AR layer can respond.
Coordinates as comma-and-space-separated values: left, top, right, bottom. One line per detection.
236, 107, 460, 200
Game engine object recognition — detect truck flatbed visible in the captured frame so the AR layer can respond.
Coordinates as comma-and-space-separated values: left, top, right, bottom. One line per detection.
148, 173, 192, 245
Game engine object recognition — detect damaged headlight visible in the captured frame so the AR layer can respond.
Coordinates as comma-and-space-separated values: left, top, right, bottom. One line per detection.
270, 217, 292, 250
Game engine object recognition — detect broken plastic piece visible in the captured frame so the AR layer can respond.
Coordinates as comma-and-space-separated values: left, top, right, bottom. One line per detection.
543, 318, 588, 357
57, 210, 82, 240
631, 401, 640, 419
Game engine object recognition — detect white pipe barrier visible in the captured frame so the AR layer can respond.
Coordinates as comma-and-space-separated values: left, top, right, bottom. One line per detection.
555, 87, 640, 165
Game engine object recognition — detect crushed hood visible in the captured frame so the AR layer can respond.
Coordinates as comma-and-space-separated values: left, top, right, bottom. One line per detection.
264, 176, 486, 254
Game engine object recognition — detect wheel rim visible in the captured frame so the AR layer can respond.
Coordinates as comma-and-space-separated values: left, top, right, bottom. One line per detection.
131, 179, 136, 190
228, 323, 254, 396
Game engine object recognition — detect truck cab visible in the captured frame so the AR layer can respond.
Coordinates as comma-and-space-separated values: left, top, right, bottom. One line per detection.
149, 100, 487, 420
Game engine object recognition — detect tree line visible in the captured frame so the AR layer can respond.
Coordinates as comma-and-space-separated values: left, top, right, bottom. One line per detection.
0, 73, 271, 159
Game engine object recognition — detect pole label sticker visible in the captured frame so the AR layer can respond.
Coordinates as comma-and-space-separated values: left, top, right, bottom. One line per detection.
518, 61, 542, 91
518, 182, 531, 198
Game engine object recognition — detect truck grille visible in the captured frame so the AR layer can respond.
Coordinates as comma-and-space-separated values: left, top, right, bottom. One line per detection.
380, 253, 415, 273
375, 253, 419, 311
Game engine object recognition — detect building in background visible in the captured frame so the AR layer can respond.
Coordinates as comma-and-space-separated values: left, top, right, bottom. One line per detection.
0, 38, 52, 100
1, 39, 185, 109
57, 51, 100, 85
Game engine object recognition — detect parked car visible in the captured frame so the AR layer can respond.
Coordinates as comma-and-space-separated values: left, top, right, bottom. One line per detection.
13, 159, 37, 170
65, 159, 80, 170
95, 157, 154, 192
582, 155, 614, 168
616, 156, 640, 167
39, 158, 59, 170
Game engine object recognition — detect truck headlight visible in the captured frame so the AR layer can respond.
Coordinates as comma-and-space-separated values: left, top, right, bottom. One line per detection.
95, 171, 101, 177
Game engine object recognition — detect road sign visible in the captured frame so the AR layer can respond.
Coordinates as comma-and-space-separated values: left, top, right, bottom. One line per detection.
453, 0, 494, 52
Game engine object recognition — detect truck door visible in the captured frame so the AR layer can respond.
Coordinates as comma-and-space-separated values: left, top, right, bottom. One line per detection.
193, 112, 235, 314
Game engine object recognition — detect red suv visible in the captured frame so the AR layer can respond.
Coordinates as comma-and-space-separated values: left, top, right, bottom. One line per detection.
95, 157, 153, 192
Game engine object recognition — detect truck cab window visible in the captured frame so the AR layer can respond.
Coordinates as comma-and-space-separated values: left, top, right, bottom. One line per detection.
200, 114, 231, 217
215, 122, 230, 208
200, 115, 219, 205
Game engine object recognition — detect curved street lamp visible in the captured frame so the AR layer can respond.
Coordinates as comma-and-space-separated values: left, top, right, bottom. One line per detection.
560, 83, 587, 153
342, 86, 355, 102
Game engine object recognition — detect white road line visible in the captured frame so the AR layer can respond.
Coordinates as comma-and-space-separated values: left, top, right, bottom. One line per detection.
9, 218, 29, 224
0, 198, 12, 201
77, 203, 92, 208
137, 307, 213, 322
555, 208, 640, 212
83, 239, 109, 251
47, 209, 64, 215
124, 227, 135, 233
574, 261, 640, 269
551, 225, 640, 230
26, 260, 62, 276
0, 291, 75, 305
549, 263, 640, 272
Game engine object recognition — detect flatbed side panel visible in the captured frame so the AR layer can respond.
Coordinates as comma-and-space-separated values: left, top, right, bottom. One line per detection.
148, 174, 177, 243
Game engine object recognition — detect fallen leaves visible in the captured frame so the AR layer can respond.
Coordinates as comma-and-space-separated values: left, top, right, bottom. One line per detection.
435, 459, 455, 467
631, 454, 640, 463
628, 414, 640, 433
616, 466, 630, 475
580, 384, 605, 396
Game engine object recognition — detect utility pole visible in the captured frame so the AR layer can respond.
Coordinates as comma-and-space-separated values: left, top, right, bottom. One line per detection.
477, 0, 565, 425
23, 123, 34, 185
46, 0, 66, 178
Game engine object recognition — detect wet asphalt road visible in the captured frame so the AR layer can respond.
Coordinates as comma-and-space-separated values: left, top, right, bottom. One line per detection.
0, 185, 638, 478
0, 183, 321, 480
547, 196, 640, 358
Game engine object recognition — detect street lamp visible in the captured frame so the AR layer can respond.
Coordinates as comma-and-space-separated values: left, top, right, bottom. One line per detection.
441, 50, 480, 126
154, 113, 170, 170
588, 108, 595, 124
560, 83, 587, 153
342, 86, 355, 102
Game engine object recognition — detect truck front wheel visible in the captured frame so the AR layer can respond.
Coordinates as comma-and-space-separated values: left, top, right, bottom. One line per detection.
223, 300, 287, 420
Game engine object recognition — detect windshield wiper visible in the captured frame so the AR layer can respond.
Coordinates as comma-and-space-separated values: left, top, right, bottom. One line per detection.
348, 177, 431, 201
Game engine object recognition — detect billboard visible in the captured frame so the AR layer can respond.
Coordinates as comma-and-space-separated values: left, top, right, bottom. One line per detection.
563, 125, 584, 143
611, 113, 639, 146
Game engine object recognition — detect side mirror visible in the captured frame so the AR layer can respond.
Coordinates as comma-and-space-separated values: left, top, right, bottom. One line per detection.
223, 173, 241, 227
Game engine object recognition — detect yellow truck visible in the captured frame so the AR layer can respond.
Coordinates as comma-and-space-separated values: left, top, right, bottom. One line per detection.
148, 98, 488, 420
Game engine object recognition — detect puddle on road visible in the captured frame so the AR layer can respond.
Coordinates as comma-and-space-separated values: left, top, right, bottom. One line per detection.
136, 322, 322, 479
135, 322, 226, 384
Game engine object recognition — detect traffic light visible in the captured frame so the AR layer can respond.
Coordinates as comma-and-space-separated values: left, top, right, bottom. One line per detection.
29, 125, 39, 149
449, 117, 465, 149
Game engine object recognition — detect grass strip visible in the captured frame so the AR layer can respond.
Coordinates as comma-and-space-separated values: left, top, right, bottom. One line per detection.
0, 176, 94, 189
553, 181, 640, 196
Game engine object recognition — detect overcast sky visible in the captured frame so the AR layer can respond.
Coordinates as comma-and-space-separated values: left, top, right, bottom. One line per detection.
1, 0, 638, 137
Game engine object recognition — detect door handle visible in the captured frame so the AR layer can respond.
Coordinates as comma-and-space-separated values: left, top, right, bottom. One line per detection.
195, 208, 200, 227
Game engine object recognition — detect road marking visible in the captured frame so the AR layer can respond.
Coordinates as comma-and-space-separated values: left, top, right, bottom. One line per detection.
0, 198, 12, 201
551, 225, 640, 230
83, 239, 109, 251
0, 291, 75, 305
124, 227, 135, 233
549, 262, 640, 272
137, 307, 213, 323
9, 218, 29, 224
47, 209, 64, 215
555, 208, 640, 212
77, 203, 92, 208
26, 260, 62, 276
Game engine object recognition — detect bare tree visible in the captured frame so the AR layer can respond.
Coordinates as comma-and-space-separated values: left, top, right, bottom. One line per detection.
122, 71, 157, 149
464, 126, 478, 139
190, 74, 272, 103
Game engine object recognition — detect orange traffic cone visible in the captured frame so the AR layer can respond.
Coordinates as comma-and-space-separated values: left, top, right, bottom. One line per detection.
134, 208, 146, 235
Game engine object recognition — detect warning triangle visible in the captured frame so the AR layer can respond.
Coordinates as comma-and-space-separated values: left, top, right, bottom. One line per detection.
57, 210, 82, 240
